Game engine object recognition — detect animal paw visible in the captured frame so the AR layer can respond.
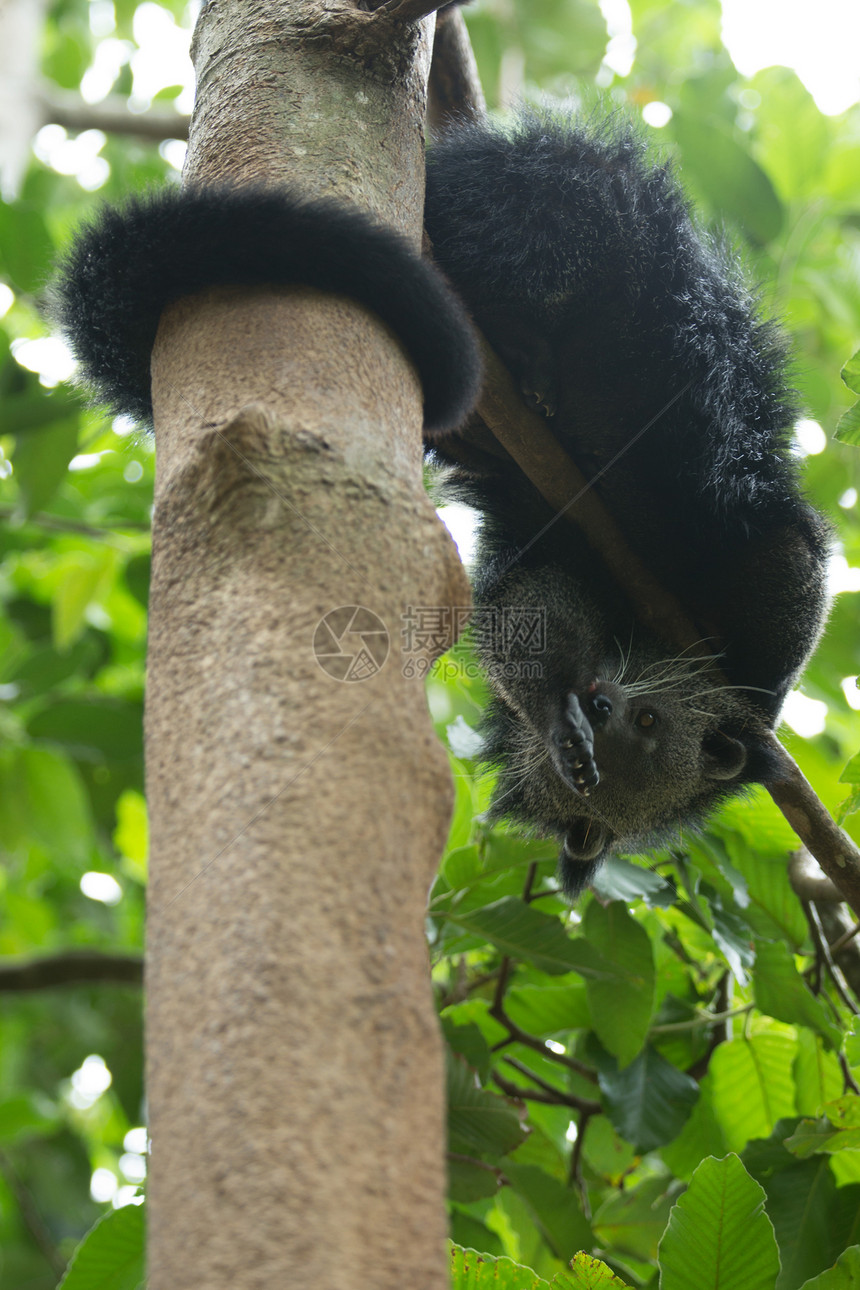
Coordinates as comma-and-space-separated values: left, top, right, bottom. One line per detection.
553, 693, 599, 794
521, 383, 557, 419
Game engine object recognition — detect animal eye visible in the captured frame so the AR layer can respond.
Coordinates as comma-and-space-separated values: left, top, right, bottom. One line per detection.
636, 710, 657, 729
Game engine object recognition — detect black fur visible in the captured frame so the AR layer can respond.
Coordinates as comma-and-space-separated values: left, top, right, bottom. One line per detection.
52, 185, 482, 434
424, 113, 830, 897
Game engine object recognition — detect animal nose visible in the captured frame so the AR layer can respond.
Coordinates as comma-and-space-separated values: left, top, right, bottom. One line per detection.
589, 692, 613, 728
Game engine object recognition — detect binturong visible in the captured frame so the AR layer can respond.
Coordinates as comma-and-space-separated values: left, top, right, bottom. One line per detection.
423, 111, 831, 897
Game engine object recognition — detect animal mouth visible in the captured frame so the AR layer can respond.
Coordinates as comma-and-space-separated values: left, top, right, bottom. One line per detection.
563, 816, 610, 862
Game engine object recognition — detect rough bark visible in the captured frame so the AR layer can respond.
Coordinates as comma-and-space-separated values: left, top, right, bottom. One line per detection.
144, 4, 467, 1288
428, 7, 485, 133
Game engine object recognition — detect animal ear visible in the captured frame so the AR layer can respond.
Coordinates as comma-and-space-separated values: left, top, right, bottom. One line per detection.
702, 731, 748, 781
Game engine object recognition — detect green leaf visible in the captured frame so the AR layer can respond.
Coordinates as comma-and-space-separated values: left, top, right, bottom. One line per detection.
28, 697, 144, 761
710, 902, 755, 986
122, 553, 151, 609
58, 1203, 146, 1290
599, 1045, 699, 1153
763, 1155, 838, 1289
845, 1018, 860, 1070
502, 1162, 593, 1263
794, 1030, 842, 1116
3, 387, 84, 434
835, 403, 860, 447
842, 351, 860, 397
837, 786, 860, 826
798, 1244, 860, 1288
592, 1176, 675, 1263
591, 856, 675, 908
671, 115, 784, 243
449, 1157, 502, 1203
505, 983, 591, 1037
443, 1019, 493, 1083
0, 745, 94, 862
450, 1217, 505, 1260
0, 202, 55, 293
785, 1096, 860, 1157
753, 940, 842, 1050
13, 418, 79, 516
658, 1154, 780, 1290
113, 789, 148, 882
0, 1093, 60, 1144
445, 898, 612, 978
583, 902, 655, 1068
9, 630, 106, 699
709, 1034, 798, 1152
839, 752, 860, 786
447, 1052, 528, 1157
449, 1243, 550, 1289
446, 758, 479, 850
443, 844, 485, 890
553, 1252, 633, 1287
482, 831, 557, 874
53, 550, 118, 652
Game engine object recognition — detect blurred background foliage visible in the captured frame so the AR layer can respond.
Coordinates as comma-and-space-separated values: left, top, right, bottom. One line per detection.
0, 0, 858, 1286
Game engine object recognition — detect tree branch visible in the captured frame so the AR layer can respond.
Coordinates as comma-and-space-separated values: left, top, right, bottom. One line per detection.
493, 1068, 601, 1113
804, 901, 860, 1016
0, 504, 148, 540
38, 88, 189, 141
376, 0, 448, 21
502, 1055, 601, 1113
428, 7, 485, 132
789, 847, 844, 903
0, 950, 143, 992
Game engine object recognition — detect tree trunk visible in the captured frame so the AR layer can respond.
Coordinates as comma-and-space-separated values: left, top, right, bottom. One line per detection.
144, 4, 468, 1286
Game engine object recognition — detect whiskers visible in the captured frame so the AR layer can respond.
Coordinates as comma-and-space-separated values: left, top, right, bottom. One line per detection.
607, 638, 777, 718
490, 732, 552, 813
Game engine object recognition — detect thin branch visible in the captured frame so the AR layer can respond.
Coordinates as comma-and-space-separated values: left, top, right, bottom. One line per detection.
37, 88, 188, 141
526, 886, 562, 903
492, 955, 512, 1011
0, 504, 148, 540
568, 1107, 596, 1217
0, 950, 143, 992
493, 1068, 600, 1112
769, 757, 860, 915
447, 1152, 506, 1185
376, 0, 446, 21
428, 6, 485, 132
830, 919, 860, 957
804, 901, 860, 1016
649, 1003, 754, 1035
476, 343, 706, 655
839, 1051, 860, 1095
789, 847, 844, 903
489, 1001, 598, 1082
502, 1055, 601, 1113
437, 968, 499, 1010
488, 952, 597, 1080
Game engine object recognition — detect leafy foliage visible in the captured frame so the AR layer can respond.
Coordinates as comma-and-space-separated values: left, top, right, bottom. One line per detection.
1, 0, 860, 1287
